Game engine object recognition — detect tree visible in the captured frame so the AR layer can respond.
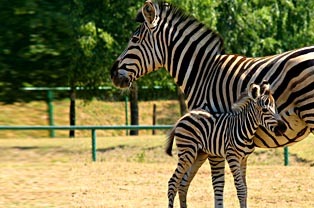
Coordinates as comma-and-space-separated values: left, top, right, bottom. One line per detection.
216, 0, 314, 56
68, 0, 144, 136
0, 1, 72, 102
1, 0, 313, 134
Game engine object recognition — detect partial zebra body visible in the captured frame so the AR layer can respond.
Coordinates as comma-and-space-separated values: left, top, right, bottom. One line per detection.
205, 51, 313, 148
165, 82, 284, 208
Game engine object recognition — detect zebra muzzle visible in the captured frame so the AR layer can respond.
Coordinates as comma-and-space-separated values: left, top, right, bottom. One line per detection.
111, 61, 131, 88
274, 120, 287, 136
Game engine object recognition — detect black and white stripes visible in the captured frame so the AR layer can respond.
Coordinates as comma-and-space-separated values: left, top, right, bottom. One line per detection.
165, 82, 285, 208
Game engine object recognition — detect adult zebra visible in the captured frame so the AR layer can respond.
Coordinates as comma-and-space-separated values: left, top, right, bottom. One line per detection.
110, 0, 313, 205
111, 0, 314, 147
165, 81, 284, 208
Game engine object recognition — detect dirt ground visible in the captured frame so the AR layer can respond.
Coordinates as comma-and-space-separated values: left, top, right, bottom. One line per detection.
1, 161, 313, 208
71, 162, 314, 208
0, 137, 313, 208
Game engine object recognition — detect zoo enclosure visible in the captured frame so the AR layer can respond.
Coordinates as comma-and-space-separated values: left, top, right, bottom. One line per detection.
0, 125, 290, 165
1, 87, 290, 165
22, 86, 178, 137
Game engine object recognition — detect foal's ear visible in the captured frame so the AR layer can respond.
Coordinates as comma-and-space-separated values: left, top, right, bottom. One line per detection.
260, 80, 270, 95
248, 83, 260, 100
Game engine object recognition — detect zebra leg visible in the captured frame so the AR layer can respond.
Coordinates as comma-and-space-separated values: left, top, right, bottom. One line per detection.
227, 155, 247, 208
168, 153, 196, 208
178, 152, 208, 208
240, 157, 248, 188
208, 156, 225, 208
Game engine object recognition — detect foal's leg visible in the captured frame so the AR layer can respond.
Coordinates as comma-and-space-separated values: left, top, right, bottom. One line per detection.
168, 151, 197, 208
226, 154, 247, 208
178, 152, 208, 208
240, 157, 248, 188
208, 156, 225, 208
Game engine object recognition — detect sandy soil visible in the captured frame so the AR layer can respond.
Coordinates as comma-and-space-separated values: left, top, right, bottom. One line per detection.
0, 137, 313, 208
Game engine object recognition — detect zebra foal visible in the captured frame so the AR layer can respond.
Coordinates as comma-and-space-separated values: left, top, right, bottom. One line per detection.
165, 81, 286, 208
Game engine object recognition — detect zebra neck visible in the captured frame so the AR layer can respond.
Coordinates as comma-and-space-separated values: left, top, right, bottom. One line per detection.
229, 104, 259, 142
162, 21, 223, 96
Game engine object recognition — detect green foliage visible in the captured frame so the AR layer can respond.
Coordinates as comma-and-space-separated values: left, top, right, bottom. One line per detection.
216, 0, 314, 56
0, 1, 72, 102
169, 0, 218, 28
0, 0, 313, 102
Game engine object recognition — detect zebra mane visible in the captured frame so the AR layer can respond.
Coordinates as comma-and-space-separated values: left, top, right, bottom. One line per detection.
158, 1, 214, 31
162, 1, 223, 46
138, 0, 224, 52
158, 1, 197, 23
231, 92, 254, 113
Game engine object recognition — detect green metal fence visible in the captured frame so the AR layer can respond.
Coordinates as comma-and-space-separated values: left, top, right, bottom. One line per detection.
0, 125, 289, 165
21, 86, 176, 138
0, 125, 173, 162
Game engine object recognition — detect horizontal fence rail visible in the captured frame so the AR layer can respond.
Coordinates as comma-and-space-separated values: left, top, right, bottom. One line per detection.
0, 125, 173, 130
0, 125, 173, 162
0, 125, 290, 165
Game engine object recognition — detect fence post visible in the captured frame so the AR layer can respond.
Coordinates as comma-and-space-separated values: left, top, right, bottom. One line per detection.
46, 90, 55, 138
152, 103, 157, 135
284, 147, 289, 166
91, 129, 97, 162
125, 96, 129, 136
69, 88, 76, 138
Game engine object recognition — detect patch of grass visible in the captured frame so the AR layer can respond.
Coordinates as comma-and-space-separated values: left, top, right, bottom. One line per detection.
135, 150, 146, 163
248, 135, 314, 166
289, 134, 314, 165
2, 135, 311, 166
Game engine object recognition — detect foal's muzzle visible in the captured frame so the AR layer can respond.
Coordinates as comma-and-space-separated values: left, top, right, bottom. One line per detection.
274, 120, 287, 136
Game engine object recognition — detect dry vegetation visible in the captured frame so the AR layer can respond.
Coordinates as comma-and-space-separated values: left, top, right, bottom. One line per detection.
0, 100, 180, 138
0, 100, 313, 207
0, 135, 313, 208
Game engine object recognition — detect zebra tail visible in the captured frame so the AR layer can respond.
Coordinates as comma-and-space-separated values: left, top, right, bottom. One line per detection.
165, 127, 175, 157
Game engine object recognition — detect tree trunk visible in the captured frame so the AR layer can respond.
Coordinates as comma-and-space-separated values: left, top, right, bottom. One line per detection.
69, 88, 76, 138
177, 86, 187, 116
130, 83, 139, 135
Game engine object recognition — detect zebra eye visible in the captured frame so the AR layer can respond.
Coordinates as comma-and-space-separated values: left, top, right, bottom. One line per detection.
131, 37, 140, 43
262, 108, 268, 113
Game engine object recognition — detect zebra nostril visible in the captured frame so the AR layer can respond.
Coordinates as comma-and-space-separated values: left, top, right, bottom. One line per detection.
278, 120, 287, 132
118, 70, 131, 81
274, 120, 287, 136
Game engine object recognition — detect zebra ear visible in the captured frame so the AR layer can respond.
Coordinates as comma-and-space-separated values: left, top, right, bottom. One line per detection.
142, 1, 158, 27
260, 80, 270, 95
248, 83, 260, 100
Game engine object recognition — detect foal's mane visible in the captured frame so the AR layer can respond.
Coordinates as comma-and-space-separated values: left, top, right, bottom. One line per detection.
231, 92, 254, 113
